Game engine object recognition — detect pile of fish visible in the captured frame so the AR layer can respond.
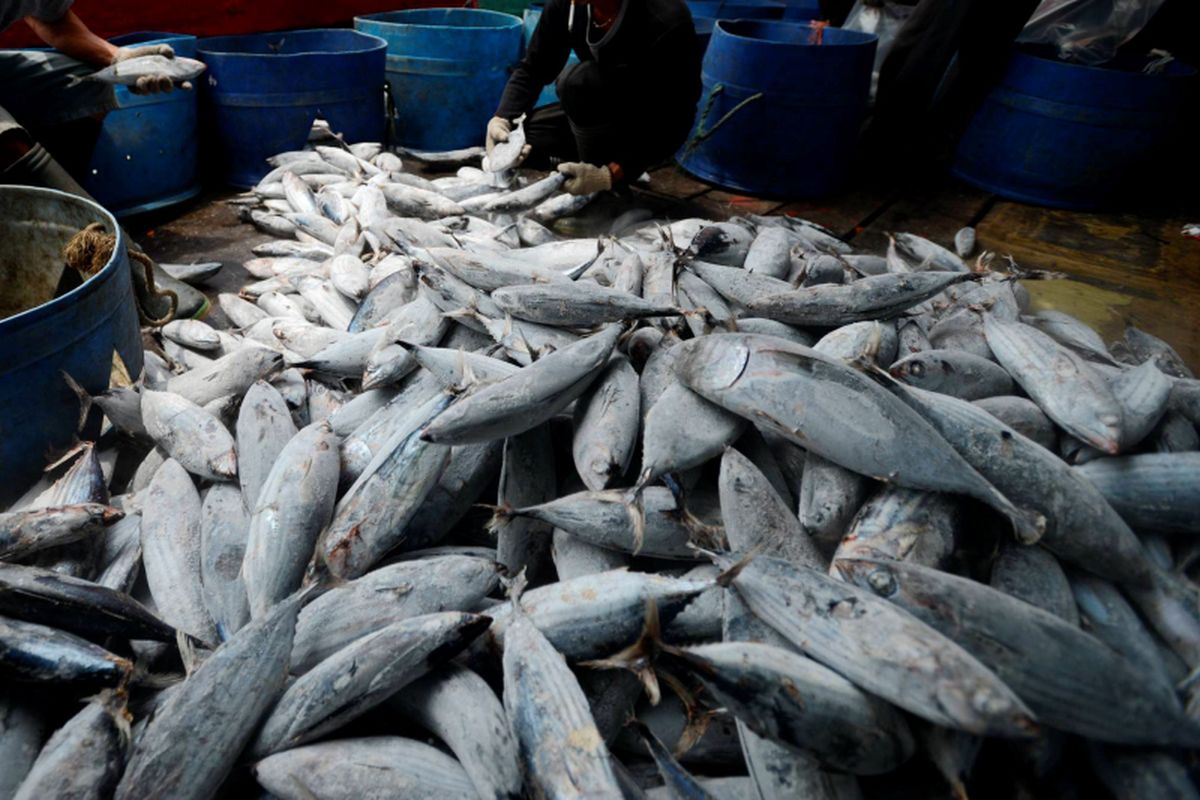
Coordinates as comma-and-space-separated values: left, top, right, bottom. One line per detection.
3, 126, 1200, 800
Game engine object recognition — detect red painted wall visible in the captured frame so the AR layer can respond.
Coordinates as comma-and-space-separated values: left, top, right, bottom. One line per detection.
0, 0, 459, 47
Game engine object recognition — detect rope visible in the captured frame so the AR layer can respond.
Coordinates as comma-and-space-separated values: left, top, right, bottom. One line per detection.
678, 85, 765, 163
63, 223, 177, 326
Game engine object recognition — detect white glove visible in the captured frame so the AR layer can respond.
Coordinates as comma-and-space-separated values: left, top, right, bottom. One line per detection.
486, 116, 511, 160
112, 44, 178, 95
558, 162, 613, 195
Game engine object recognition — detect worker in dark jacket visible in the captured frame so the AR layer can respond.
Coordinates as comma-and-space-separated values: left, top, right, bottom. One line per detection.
486, 0, 702, 195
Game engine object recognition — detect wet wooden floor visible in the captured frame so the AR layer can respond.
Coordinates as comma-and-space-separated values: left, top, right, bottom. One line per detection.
136, 163, 1200, 371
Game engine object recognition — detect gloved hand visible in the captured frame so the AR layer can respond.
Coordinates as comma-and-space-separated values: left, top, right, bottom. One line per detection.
112, 44, 178, 95
485, 116, 512, 160
558, 162, 613, 195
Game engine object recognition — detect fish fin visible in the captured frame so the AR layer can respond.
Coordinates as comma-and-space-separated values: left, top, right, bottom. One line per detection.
60, 370, 94, 433
482, 502, 515, 542
580, 600, 666, 705
710, 547, 758, 588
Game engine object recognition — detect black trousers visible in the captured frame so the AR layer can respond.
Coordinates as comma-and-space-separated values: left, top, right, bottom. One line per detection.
523, 60, 692, 173
866, 0, 1042, 168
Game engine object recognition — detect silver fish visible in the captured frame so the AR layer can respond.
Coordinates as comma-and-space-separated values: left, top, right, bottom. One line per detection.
243, 422, 340, 617
254, 736, 479, 799
250, 612, 488, 757
115, 592, 305, 800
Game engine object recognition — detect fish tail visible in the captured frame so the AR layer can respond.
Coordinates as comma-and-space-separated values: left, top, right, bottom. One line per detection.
580, 600, 667, 705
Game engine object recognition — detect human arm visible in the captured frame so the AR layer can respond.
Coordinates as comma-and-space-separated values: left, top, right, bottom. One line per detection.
495, 0, 574, 120
24, 10, 117, 67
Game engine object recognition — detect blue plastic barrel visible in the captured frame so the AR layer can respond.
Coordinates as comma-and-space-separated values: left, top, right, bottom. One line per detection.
688, 0, 785, 57
522, 4, 581, 108
355, 9, 524, 151
678, 21, 876, 197
952, 47, 1197, 210
197, 29, 387, 188
687, 0, 785, 20
84, 32, 201, 217
0, 187, 143, 503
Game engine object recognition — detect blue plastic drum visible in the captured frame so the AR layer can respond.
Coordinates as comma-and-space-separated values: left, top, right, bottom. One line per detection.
83, 32, 201, 217
952, 46, 1197, 210
197, 29, 387, 188
678, 21, 876, 197
356, 9, 524, 151
0, 187, 142, 503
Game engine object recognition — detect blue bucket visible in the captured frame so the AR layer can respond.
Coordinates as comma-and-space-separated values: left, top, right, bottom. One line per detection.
197, 29, 387, 188
688, 0, 786, 57
355, 9, 524, 151
687, 0, 785, 19
952, 47, 1198, 210
0, 187, 143, 502
678, 20, 876, 197
83, 32, 201, 218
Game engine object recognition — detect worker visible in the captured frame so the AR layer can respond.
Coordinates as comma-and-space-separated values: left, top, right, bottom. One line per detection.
0, 1, 202, 320
485, 0, 702, 195
0, 0, 180, 191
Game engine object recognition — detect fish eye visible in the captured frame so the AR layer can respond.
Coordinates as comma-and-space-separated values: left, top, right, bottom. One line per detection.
867, 567, 897, 597
909, 361, 924, 377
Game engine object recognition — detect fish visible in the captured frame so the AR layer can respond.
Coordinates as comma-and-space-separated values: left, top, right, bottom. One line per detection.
503, 591, 624, 798
420, 325, 621, 444
838, 558, 1200, 746
11, 691, 127, 800
390, 663, 523, 799
675, 334, 1044, 544
115, 592, 305, 800
87, 54, 206, 85
984, 316, 1123, 453
254, 736, 479, 799
243, 422, 340, 617
250, 612, 488, 757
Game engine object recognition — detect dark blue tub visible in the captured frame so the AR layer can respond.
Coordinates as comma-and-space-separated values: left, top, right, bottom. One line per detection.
197, 29, 387, 188
688, 0, 786, 56
84, 32, 201, 217
0, 187, 143, 503
356, 9, 524, 151
952, 47, 1197, 210
678, 20, 876, 198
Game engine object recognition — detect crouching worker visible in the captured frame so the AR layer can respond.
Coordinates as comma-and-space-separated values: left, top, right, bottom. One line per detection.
486, 0, 702, 195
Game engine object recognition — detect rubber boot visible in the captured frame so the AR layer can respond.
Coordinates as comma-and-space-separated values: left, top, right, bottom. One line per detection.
1, 142, 208, 321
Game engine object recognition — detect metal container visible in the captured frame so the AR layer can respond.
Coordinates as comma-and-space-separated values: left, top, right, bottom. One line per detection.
355, 9, 524, 150
0, 187, 142, 503
678, 20, 876, 197
197, 29, 388, 188
83, 31, 201, 217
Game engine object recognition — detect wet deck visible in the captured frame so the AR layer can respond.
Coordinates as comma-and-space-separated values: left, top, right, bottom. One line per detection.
135, 163, 1200, 370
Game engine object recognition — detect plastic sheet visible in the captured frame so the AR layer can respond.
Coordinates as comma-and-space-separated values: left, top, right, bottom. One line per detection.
843, 0, 913, 100
1017, 0, 1169, 66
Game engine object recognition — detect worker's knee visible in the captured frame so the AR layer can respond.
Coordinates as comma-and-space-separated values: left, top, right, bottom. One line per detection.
556, 61, 606, 120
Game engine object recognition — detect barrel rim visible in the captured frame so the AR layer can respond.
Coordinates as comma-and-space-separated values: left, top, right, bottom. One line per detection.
109, 31, 198, 47
713, 19, 878, 47
355, 8, 525, 31
0, 186, 124, 333
1009, 44, 1199, 82
197, 28, 388, 58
